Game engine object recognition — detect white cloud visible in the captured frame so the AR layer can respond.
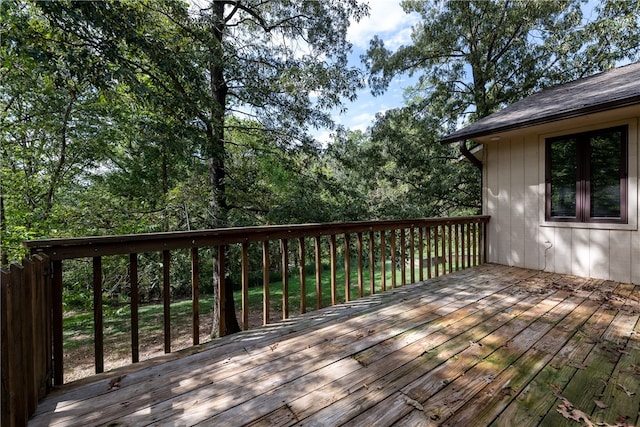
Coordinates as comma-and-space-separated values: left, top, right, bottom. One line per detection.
348, 0, 420, 50
348, 112, 376, 131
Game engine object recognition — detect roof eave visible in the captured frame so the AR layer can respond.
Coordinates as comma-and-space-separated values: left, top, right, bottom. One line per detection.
440, 95, 640, 145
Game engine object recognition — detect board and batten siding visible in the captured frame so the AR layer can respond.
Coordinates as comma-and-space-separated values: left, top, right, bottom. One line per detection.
483, 113, 640, 285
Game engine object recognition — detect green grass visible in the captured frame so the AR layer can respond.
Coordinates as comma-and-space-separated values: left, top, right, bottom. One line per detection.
62, 261, 454, 355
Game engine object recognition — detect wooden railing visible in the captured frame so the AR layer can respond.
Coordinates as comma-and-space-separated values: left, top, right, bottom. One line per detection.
2, 215, 487, 424
1, 254, 52, 427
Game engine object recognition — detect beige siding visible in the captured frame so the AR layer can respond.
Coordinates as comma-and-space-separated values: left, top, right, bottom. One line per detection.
633, 231, 640, 284
571, 228, 589, 278
610, 231, 631, 283
485, 144, 499, 263
554, 227, 573, 275
523, 135, 540, 269
497, 140, 512, 265
510, 137, 525, 267
482, 113, 639, 284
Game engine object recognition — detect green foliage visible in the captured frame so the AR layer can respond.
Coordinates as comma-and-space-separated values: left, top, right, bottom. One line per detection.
358, 0, 640, 220
365, 0, 640, 123
3, 0, 639, 312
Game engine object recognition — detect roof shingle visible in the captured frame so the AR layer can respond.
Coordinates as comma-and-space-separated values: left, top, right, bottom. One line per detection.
441, 62, 640, 144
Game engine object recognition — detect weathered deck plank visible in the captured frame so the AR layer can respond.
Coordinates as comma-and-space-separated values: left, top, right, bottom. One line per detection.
28, 265, 640, 427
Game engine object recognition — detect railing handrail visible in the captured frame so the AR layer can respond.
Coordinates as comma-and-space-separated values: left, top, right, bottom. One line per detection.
15, 214, 489, 397
25, 215, 490, 260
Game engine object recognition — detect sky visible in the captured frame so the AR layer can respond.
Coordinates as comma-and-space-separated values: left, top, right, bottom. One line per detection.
313, 0, 421, 143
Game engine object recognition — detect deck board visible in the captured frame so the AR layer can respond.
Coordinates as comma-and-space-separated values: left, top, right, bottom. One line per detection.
29, 264, 640, 427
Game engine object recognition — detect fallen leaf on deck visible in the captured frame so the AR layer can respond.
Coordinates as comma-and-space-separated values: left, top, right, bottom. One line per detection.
501, 386, 514, 396
616, 384, 636, 397
556, 397, 595, 427
401, 394, 424, 411
548, 383, 563, 396
107, 374, 126, 390
270, 343, 279, 351
615, 414, 630, 425
570, 362, 588, 370
594, 400, 608, 409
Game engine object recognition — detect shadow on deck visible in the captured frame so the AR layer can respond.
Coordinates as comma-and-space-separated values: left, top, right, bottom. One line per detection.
29, 264, 640, 426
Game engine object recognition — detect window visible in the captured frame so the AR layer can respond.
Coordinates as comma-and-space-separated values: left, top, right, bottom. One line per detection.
545, 126, 628, 223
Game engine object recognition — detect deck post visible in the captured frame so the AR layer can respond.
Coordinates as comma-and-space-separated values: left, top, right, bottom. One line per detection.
190, 248, 199, 345
93, 256, 104, 374
262, 241, 270, 325
298, 237, 306, 314
162, 250, 171, 353
52, 260, 63, 385
130, 253, 140, 362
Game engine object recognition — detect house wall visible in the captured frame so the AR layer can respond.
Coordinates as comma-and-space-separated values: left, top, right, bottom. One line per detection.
483, 109, 640, 284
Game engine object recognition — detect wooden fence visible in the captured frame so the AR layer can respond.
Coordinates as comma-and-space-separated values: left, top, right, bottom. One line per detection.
2, 215, 488, 424
1, 254, 52, 427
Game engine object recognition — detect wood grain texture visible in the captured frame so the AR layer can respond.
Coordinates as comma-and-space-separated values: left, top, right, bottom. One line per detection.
29, 265, 640, 427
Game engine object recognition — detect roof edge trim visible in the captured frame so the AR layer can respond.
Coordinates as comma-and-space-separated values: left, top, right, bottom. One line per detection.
440, 94, 640, 145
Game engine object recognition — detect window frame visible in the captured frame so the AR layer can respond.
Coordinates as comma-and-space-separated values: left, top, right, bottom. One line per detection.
545, 125, 628, 224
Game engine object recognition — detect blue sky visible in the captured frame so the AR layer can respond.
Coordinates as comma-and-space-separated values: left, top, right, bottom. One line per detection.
314, 0, 421, 143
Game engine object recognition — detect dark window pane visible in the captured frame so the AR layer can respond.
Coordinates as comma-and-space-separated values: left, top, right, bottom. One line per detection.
590, 130, 621, 218
550, 139, 577, 217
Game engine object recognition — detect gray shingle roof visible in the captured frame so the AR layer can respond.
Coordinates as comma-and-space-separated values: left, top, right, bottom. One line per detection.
441, 62, 640, 144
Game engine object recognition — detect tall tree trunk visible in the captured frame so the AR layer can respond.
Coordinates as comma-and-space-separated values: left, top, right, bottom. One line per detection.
209, 1, 240, 338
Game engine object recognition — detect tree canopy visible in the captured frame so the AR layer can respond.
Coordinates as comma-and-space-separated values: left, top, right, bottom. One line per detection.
2, 0, 639, 327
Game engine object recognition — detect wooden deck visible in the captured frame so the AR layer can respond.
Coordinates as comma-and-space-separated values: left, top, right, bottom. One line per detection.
29, 264, 640, 426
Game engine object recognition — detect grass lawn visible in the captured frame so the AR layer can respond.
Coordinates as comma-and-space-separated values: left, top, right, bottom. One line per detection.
62, 261, 448, 381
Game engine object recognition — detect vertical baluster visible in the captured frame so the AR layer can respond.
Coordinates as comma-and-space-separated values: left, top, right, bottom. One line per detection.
24, 259, 36, 414
344, 234, 351, 302
162, 250, 171, 353
481, 220, 487, 264
216, 246, 227, 337
409, 227, 415, 284
455, 224, 460, 271
390, 230, 396, 289
426, 227, 432, 279
93, 257, 104, 373
418, 227, 424, 282
467, 222, 472, 267
434, 226, 440, 277
357, 232, 364, 298
400, 229, 406, 286
441, 224, 448, 275
281, 239, 289, 319
330, 234, 337, 305
315, 236, 322, 310
52, 260, 63, 385
472, 223, 477, 266
369, 231, 375, 295
461, 223, 466, 269
299, 238, 306, 314
263, 241, 270, 325
191, 248, 199, 346
447, 224, 453, 274
241, 242, 249, 330
380, 230, 386, 291
130, 253, 139, 362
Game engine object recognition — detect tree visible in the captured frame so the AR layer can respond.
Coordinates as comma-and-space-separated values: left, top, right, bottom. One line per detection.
362, 0, 640, 214
30, 0, 369, 336
327, 113, 480, 220
1, 1, 117, 264
366, 0, 640, 126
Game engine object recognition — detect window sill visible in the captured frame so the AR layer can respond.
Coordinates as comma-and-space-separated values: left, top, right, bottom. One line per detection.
540, 221, 637, 231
